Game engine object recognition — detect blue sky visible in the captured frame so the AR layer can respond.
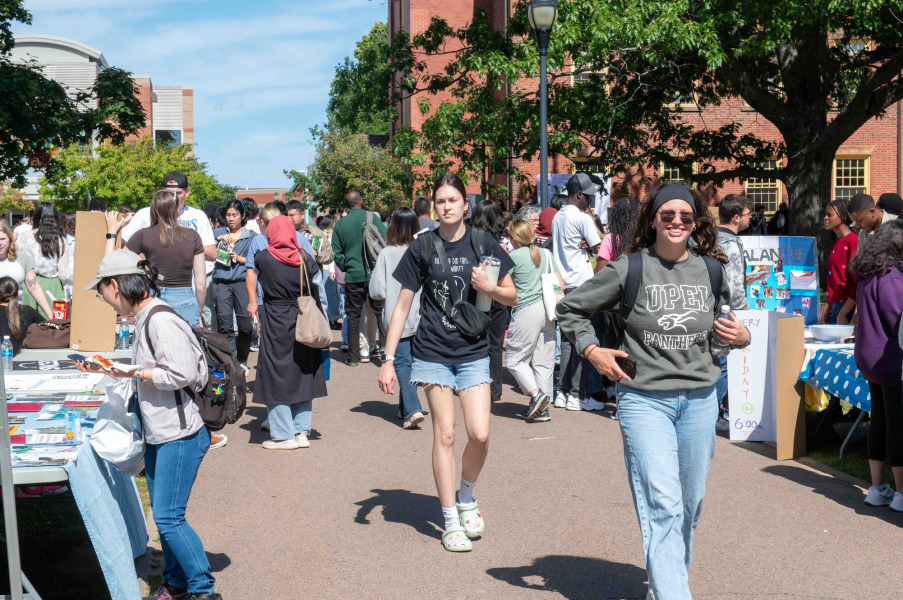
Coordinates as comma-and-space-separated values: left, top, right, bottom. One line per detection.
14, 0, 387, 188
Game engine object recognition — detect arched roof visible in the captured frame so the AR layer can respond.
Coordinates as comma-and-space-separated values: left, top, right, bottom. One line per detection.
13, 34, 109, 69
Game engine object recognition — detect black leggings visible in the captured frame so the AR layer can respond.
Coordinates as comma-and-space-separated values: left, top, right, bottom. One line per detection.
866, 382, 903, 466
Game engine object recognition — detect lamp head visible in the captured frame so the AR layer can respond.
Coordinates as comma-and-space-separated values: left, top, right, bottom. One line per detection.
527, 0, 558, 31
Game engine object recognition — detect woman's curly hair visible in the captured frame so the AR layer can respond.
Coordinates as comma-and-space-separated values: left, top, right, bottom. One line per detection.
626, 182, 727, 264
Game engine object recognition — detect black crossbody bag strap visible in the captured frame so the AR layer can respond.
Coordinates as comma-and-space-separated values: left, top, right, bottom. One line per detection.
432, 232, 461, 314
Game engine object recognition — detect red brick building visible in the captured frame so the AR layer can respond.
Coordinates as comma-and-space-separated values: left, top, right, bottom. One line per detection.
389, 1, 903, 211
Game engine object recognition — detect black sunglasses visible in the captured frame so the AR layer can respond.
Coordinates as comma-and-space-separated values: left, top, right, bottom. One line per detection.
658, 210, 695, 225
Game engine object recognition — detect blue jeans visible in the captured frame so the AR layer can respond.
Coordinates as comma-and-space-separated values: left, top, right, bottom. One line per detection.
339, 285, 348, 346
325, 274, 341, 324
395, 337, 423, 418
266, 401, 313, 441
144, 428, 214, 594
410, 356, 491, 390
158, 286, 200, 328
617, 384, 718, 600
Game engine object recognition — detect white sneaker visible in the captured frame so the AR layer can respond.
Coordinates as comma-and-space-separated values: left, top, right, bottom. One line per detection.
891, 492, 903, 512
360, 347, 370, 363
864, 484, 895, 506
553, 391, 567, 408
565, 394, 581, 411
579, 396, 606, 411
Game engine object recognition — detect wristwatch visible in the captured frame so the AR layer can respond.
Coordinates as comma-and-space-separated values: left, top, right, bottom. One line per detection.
384, 354, 395, 362
105, 233, 117, 239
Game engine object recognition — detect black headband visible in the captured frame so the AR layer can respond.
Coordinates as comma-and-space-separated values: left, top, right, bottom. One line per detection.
651, 183, 696, 215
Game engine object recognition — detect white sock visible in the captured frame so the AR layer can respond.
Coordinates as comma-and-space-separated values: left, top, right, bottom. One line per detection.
458, 477, 476, 504
442, 506, 459, 530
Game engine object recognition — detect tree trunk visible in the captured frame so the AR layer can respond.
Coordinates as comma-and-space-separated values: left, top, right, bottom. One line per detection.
784, 153, 835, 287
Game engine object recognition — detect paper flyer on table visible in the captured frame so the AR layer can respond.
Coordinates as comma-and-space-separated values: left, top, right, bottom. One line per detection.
4, 372, 105, 392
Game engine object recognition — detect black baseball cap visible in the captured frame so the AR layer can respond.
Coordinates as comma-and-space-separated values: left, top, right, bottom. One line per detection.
566, 172, 600, 196
161, 171, 189, 189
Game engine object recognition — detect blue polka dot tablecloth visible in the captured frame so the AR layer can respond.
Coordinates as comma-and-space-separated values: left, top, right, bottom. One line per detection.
799, 348, 871, 413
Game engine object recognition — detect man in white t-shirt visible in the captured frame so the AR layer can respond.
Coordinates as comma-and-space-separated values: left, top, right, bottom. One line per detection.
121, 171, 217, 268
552, 173, 604, 412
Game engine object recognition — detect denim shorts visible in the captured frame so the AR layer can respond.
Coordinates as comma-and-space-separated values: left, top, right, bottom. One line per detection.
410, 356, 492, 390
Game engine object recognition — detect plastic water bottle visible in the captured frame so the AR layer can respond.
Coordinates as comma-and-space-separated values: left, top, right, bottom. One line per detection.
119, 318, 130, 350
719, 305, 733, 322
1, 336, 12, 372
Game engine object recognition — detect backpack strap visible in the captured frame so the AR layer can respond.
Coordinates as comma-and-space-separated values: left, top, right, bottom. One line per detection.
418, 228, 433, 284
703, 256, 724, 311
469, 227, 486, 303
144, 304, 188, 430
620, 252, 644, 321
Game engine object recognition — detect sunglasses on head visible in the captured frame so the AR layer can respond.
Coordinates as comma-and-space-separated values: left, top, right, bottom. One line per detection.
658, 210, 695, 225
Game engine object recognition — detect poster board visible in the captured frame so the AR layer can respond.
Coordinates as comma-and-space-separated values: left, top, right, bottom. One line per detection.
742, 236, 819, 325
70, 212, 117, 351
728, 311, 805, 459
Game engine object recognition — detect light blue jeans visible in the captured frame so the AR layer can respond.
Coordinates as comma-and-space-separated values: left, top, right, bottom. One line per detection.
266, 401, 313, 441
617, 384, 718, 600
144, 427, 214, 594
158, 286, 200, 328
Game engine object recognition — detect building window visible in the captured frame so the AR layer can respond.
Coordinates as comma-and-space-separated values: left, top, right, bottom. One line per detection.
661, 162, 694, 183
155, 130, 182, 146
744, 160, 782, 212
833, 157, 869, 201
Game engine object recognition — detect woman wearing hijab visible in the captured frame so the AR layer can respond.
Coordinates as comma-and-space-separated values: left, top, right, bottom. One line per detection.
246, 216, 327, 450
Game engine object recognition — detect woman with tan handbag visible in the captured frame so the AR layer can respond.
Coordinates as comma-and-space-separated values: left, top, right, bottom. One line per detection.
246, 215, 327, 450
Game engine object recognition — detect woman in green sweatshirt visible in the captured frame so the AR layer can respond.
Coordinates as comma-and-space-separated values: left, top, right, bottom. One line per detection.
557, 183, 750, 600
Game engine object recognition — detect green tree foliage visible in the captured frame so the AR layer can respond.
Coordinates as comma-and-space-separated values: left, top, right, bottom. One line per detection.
391, 0, 903, 236
39, 137, 231, 211
300, 128, 412, 213
0, 0, 145, 187
327, 22, 397, 136
0, 181, 31, 213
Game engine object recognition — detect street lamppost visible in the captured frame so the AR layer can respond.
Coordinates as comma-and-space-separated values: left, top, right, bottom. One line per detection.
528, 0, 558, 208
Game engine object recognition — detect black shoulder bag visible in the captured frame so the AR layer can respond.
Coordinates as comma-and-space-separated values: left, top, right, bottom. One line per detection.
423, 228, 492, 342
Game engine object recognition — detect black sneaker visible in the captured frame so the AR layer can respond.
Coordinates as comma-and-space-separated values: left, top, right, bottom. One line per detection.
346, 359, 359, 367
533, 408, 551, 422
186, 594, 222, 600
145, 584, 189, 600
525, 392, 551, 421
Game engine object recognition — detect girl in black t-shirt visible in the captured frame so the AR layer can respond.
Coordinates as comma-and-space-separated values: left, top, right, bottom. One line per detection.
378, 173, 517, 552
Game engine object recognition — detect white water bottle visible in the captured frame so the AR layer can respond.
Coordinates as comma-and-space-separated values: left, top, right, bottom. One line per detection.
119, 318, 130, 350
1, 336, 12, 372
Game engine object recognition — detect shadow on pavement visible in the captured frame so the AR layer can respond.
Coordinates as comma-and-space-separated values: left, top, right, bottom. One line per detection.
490, 400, 528, 420
350, 400, 400, 426
353, 488, 444, 540
486, 555, 648, 600
207, 551, 231, 573
761, 464, 903, 527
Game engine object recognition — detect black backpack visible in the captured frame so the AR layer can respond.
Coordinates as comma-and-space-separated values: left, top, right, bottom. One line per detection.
145, 305, 247, 432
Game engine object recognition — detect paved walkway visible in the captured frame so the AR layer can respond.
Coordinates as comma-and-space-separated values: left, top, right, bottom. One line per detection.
184, 340, 902, 599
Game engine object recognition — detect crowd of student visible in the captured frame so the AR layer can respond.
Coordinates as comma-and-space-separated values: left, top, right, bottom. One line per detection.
12, 168, 901, 599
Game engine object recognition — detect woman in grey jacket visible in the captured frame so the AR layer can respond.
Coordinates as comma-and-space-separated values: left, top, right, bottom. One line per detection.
78, 250, 220, 600
557, 183, 749, 600
369, 207, 425, 429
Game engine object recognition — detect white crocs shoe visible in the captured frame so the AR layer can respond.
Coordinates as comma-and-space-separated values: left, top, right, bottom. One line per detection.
456, 493, 485, 539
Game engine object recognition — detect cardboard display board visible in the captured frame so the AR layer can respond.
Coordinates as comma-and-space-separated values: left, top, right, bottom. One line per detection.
743, 236, 819, 325
728, 311, 806, 459
70, 212, 117, 351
